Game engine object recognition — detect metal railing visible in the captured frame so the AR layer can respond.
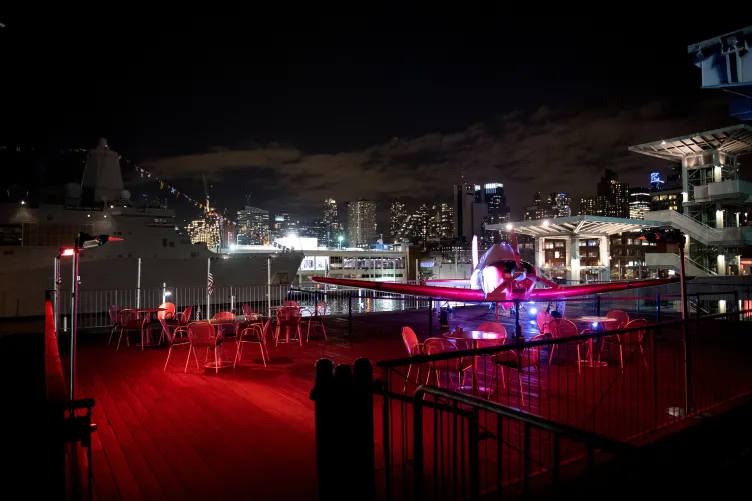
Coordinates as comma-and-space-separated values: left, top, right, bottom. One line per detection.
412, 386, 636, 500
374, 310, 752, 499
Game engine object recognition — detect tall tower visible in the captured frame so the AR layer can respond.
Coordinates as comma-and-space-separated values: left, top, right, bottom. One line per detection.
390, 200, 408, 238
347, 199, 377, 247
323, 198, 340, 247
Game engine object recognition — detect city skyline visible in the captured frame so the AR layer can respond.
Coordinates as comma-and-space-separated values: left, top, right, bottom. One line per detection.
1, 16, 744, 227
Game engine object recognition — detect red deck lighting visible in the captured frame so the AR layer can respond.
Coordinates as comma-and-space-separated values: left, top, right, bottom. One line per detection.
60, 248, 75, 257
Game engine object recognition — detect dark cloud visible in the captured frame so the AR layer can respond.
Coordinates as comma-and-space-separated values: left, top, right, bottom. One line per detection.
142, 96, 732, 220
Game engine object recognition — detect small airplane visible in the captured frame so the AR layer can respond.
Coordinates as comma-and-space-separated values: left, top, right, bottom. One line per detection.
311, 231, 680, 304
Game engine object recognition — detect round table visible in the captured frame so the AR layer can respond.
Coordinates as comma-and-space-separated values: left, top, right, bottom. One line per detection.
132, 307, 166, 348
443, 330, 505, 395
571, 316, 619, 368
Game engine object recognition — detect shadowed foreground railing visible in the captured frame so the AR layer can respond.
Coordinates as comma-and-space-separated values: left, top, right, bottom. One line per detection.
309, 310, 752, 500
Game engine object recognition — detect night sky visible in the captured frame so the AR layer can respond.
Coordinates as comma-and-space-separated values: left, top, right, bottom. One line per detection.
1, 14, 745, 226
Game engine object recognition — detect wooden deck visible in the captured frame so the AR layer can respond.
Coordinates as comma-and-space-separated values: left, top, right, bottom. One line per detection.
68, 307, 548, 500
7, 305, 751, 500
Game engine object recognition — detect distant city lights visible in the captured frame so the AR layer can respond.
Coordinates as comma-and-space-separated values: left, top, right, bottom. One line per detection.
505, 223, 513, 230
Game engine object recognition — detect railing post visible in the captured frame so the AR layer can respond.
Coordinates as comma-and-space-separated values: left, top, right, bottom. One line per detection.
656, 293, 661, 322
348, 293, 353, 337
469, 408, 480, 501
353, 358, 375, 501
734, 290, 739, 316
310, 359, 356, 501
596, 295, 601, 316
413, 389, 425, 501
514, 299, 521, 339
310, 359, 335, 500
428, 298, 433, 334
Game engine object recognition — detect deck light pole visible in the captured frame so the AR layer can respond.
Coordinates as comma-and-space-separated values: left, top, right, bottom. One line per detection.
63, 233, 119, 400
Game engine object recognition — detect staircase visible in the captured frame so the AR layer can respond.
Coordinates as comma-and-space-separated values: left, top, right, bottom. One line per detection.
645, 252, 717, 277
646, 210, 752, 245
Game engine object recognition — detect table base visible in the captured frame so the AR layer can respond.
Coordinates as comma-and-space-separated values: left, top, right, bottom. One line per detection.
205, 360, 234, 369
457, 384, 494, 395
579, 360, 608, 368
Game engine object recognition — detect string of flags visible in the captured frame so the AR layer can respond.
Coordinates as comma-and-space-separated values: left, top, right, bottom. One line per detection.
119, 155, 238, 227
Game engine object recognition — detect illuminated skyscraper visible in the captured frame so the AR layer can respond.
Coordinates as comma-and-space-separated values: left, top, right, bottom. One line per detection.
390, 200, 408, 238
629, 187, 651, 220
548, 193, 572, 218
323, 198, 340, 247
236, 206, 269, 244
347, 199, 377, 247
597, 169, 629, 218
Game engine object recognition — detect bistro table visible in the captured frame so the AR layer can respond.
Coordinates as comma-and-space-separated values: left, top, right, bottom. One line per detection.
570, 316, 619, 368
443, 329, 506, 396
207, 317, 250, 368
133, 307, 166, 348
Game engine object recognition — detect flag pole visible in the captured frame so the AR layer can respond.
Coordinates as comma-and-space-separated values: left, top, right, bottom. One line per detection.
207, 257, 211, 319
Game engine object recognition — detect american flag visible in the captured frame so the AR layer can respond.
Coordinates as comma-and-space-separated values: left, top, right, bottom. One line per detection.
207, 271, 214, 295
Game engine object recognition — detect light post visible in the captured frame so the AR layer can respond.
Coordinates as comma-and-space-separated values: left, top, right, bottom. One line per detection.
338, 234, 344, 250
62, 233, 119, 400
162, 282, 172, 305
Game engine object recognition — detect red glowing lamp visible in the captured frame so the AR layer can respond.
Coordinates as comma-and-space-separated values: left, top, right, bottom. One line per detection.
60, 248, 75, 257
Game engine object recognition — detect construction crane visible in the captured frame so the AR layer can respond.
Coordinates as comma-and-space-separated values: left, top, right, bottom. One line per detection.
202, 174, 211, 213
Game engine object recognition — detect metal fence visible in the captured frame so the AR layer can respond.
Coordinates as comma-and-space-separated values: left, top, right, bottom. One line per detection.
55, 282, 437, 331
54, 278, 751, 334
372, 310, 752, 499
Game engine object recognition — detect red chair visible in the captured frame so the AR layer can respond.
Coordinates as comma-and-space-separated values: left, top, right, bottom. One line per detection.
107, 305, 123, 345
234, 321, 271, 368
275, 307, 302, 346
492, 333, 545, 407
116, 309, 149, 350
161, 319, 190, 371
185, 321, 222, 374
306, 301, 328, 342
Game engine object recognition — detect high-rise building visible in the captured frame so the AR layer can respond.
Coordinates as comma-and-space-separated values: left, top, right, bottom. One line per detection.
323, 198, 340, 247
454, 184, 487, 243
187, 211, 222, 249
524, 192, 553, 221
390, 200, 408, 238
548, 193, 572, 218
629, 187, 651, 220
597, 169, 629, 218
579, 197, 597, 216
435, 202, 454, 239
347, 199, 377, 247
236, 206, 270, 244
271, 212, 290, 239
475, 183, 510, 244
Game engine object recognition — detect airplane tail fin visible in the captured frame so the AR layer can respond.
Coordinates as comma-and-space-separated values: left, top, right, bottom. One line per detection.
472, 235, 479, 269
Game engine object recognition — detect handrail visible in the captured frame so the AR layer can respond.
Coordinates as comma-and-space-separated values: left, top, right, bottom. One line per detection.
377, 309, 752, 368
414, 386, 636, 454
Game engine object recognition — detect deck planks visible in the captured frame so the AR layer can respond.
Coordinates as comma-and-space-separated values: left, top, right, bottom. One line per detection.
66, 307, 752, 500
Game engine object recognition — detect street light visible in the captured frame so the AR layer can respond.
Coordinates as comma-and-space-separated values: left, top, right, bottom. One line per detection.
338, 234, 344, 250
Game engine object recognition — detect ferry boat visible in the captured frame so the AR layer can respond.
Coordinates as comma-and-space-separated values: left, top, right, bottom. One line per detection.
0, 139, 303, 317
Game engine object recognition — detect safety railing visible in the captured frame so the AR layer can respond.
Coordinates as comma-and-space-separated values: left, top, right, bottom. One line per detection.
374, 310, 752, 499
412, 386, 637, 500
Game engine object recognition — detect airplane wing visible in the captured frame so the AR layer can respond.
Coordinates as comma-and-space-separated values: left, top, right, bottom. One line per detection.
310, 277, 486, 302
527, 277, 681, 301
425, 278, 472, 286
